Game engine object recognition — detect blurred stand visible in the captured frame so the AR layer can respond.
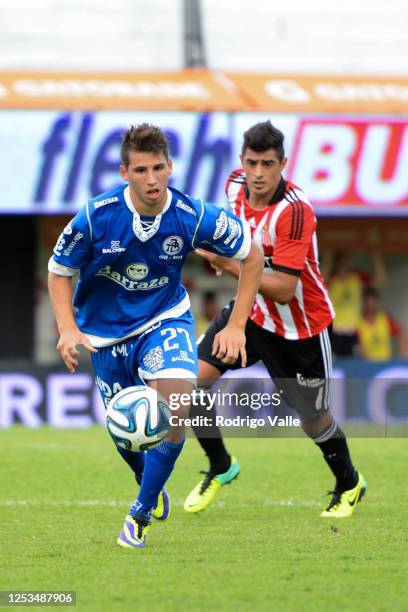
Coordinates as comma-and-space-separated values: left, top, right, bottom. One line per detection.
195, 290, 220, 339
356, 286, 408, 361
321, 251, 386, 358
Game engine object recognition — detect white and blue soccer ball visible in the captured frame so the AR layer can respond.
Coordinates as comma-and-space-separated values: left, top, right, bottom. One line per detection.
106, 385, 171, 452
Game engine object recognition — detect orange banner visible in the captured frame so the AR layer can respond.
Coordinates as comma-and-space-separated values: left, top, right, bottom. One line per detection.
0, 70, 246, 111
227, 73, 408, 115
1, 71, 407, 113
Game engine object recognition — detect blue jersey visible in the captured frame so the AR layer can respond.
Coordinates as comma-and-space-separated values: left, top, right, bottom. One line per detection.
49, 184, 251, 347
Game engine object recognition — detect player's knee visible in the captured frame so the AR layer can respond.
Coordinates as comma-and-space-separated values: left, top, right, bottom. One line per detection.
299, 409, 332, 437
197, 359, 222, 385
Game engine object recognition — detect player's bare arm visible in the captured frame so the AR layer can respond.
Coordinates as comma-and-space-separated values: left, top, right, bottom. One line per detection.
208, 241, 263, 367
252, 269, 298, 304
196, 248, 298, 306
48, 272, 97, 373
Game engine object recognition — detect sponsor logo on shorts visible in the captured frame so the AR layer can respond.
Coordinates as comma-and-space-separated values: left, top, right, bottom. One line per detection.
95, 376, 123, 407
111, 343, 129, 358
296, 373, 325, 388
143, 346, 164, 372
171, 350, 195, 365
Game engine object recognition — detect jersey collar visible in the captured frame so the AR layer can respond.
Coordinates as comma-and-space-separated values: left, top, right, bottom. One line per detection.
123, 185, 172, 215
124, 186, 172, 242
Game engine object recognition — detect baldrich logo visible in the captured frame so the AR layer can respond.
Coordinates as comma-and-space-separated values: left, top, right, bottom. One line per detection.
162, 235, 184, 255
125, 262, 149, 280
102, 240, 126, 254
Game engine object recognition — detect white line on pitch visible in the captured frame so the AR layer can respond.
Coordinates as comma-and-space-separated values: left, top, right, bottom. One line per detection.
0, 498, 325, 508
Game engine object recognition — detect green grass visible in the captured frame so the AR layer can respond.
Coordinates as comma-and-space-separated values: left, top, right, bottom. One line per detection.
1, 428, 407, 611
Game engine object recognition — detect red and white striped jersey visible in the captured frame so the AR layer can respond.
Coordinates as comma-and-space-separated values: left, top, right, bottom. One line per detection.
226, 169, 335, 340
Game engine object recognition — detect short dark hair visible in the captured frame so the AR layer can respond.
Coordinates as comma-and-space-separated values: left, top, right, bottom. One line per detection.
242, 121, 285, 160
121, 123, 169, 166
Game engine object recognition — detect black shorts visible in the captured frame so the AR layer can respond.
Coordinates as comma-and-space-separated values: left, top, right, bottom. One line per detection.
198, 302, 333, 418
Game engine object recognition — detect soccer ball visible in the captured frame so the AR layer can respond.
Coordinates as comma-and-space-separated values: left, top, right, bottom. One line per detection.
106, 385, 171, 452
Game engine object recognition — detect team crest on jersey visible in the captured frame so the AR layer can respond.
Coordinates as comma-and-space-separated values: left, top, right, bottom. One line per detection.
162, 235, 184, 255
125, 262, 149, 280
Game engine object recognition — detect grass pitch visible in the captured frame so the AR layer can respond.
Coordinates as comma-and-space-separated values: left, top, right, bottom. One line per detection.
1, 427, 407, 611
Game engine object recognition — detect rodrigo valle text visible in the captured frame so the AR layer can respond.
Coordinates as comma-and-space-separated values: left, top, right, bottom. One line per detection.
169, 415, 301, 428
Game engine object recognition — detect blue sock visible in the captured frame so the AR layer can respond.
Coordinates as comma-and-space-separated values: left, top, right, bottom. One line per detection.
116, 447, 145, 484
130, 439, 185, 520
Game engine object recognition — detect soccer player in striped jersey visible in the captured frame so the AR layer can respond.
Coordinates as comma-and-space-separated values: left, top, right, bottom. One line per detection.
184, 121, 366, 518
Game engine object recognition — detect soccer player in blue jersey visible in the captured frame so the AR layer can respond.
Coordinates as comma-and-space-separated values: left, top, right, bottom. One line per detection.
48, 123, 263, 548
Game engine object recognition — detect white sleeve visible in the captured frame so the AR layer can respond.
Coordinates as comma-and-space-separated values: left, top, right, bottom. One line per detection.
48, 257, 79, 277
232, 220, 251, 261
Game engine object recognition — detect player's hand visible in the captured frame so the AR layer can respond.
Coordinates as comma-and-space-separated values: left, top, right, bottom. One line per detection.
57, 327, 98, 373
195, 248, 240, 278
212, 323, 247, 367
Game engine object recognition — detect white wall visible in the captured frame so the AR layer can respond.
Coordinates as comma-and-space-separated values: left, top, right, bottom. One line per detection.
0, 0, 407, 74
0, 0, 182, 71
203, 0, 408, 75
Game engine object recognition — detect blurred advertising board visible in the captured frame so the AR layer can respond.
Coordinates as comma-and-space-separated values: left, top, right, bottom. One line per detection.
1, 71, 407, 115
0, 70, 246, 112
0, 111, 407, 215
227, 73, 408, 115
0, 360, 407, 428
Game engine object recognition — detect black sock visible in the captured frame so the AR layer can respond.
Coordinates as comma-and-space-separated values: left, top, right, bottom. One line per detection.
314, 423, 358, 491
191, 390, 231, 475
